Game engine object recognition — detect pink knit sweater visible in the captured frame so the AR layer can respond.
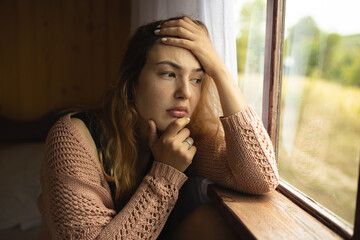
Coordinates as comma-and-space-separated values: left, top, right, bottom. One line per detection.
38, 106, 278, 239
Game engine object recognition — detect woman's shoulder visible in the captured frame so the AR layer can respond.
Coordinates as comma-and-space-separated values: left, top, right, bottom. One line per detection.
70, 116, 98, 156
46, 112, 99, 163
44, 112, 105, 182
42, 113, 111, 199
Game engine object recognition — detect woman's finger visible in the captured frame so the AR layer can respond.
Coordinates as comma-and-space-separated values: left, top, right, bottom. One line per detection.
155, 26, 195, 40
161, 117, 190, 139
176, 128, 191, 141
160, 17, 198, 33
148, 120, 158, 148
160, 37, 194, 51
182, 137, 194, 150
187, 145, 197, 157
182, 16, 197, 26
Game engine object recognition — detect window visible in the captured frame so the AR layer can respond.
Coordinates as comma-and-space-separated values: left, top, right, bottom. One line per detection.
234, 0, 267, 116
278, 0, 360, 227
234, 0, 360, 238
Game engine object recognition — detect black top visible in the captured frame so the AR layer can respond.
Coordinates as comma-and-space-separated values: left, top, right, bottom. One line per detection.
72, 112, 102, 149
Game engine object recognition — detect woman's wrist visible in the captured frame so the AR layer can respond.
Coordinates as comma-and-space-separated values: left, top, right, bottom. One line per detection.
149, 161, 188, 189
210, 66, 249, 117
207, 61, 229, 81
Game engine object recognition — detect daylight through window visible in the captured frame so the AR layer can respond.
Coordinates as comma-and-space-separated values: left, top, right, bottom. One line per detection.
278, 0, 360, 226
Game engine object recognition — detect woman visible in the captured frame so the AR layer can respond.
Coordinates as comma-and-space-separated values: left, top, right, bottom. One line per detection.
38, 16, 279, 239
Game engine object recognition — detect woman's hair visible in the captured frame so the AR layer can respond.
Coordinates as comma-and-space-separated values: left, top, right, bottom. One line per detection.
97, 16, 222, 210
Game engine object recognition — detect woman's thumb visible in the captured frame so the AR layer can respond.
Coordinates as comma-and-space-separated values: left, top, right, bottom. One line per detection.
148, 120, 158, 147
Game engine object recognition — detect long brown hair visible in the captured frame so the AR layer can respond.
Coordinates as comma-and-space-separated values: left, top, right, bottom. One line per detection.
97, 16, 222, 210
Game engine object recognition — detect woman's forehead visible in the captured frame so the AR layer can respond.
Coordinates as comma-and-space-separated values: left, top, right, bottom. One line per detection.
147, 43, 201, 69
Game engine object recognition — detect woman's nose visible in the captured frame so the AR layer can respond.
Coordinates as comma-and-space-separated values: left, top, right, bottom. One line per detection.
174, 79, 191, 99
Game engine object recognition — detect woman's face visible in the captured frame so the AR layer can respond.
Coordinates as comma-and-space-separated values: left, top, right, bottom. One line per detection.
135, 42, 204, 132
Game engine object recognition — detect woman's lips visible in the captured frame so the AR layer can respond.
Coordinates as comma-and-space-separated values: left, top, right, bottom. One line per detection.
167, 106, 188, 118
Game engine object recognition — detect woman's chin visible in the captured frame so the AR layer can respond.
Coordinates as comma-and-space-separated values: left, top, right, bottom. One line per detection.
155, 119, 176, 132
155, 123, 169, 133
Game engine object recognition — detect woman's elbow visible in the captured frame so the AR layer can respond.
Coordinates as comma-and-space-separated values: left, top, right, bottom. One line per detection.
234, 177, 279, 195
252, 177, 279, 194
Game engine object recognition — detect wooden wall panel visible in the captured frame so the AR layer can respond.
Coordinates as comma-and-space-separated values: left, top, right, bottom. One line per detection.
0, 0, 131, 121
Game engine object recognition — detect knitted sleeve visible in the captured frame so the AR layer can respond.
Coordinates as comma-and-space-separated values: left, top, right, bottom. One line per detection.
189, 105, 279, 194
38, 115, 187, 240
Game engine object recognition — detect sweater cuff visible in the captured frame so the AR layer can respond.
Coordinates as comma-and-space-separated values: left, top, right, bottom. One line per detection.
149, 161, 188, 189
220, 105, 258, 129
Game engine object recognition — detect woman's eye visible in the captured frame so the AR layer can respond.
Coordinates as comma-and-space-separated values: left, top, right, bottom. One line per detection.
162, 72, 176, 78
191, 78, 203, 84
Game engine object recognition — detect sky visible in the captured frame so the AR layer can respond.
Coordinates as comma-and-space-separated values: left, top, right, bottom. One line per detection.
234, 0, 360, 36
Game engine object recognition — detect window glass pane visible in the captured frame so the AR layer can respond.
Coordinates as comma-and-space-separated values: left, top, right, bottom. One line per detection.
279, 0, 360, 226
234, 0, 267, 115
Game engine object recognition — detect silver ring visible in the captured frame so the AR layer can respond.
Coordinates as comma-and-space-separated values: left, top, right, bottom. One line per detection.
184, 139, 192, 150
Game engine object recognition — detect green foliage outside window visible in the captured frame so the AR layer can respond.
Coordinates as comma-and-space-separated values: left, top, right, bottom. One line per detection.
285, 16, 360, 86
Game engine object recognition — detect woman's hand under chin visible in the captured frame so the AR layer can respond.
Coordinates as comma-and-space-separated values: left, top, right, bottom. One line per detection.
154, 16, 227, 80
148, 117, 196, 172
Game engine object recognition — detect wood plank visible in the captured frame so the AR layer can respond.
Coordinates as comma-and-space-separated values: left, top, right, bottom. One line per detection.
18, 0, 36, 119
107, 0, 131, 85
48, 0, 66, 111
0, 0, 131, 121
91, 0, 107, 101
209, 185, 342, 240
35, 0, 51, 116
0, 0, 20, 118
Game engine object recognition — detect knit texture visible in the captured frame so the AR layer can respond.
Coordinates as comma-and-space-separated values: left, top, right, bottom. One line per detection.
190, 106, 279, 194
38, 105, 278, 239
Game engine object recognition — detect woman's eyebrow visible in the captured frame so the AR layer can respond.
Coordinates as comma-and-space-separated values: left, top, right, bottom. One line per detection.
157, 60, 204, 72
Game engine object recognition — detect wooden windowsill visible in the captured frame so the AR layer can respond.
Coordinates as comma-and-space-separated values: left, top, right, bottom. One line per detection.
208, 184, 343, 240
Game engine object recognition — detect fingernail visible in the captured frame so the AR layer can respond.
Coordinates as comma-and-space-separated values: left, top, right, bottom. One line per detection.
156, 24, 161, 28
154, 29, 160, 34
161, 37, 167, 42
187, 117, 191, 122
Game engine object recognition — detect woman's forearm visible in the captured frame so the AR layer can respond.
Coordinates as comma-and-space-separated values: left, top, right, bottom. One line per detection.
211, 65, 249, 117
99, 162, 187, 239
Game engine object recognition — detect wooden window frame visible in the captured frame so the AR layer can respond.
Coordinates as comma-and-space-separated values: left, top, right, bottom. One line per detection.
262, 0, 360, 239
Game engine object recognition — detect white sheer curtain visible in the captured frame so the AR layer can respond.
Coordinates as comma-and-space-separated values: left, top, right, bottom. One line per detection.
131, 0, 238, 81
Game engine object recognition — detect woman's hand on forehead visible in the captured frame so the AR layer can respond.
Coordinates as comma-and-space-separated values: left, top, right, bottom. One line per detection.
154, 16, 226, 79
155, 16, 247, 120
